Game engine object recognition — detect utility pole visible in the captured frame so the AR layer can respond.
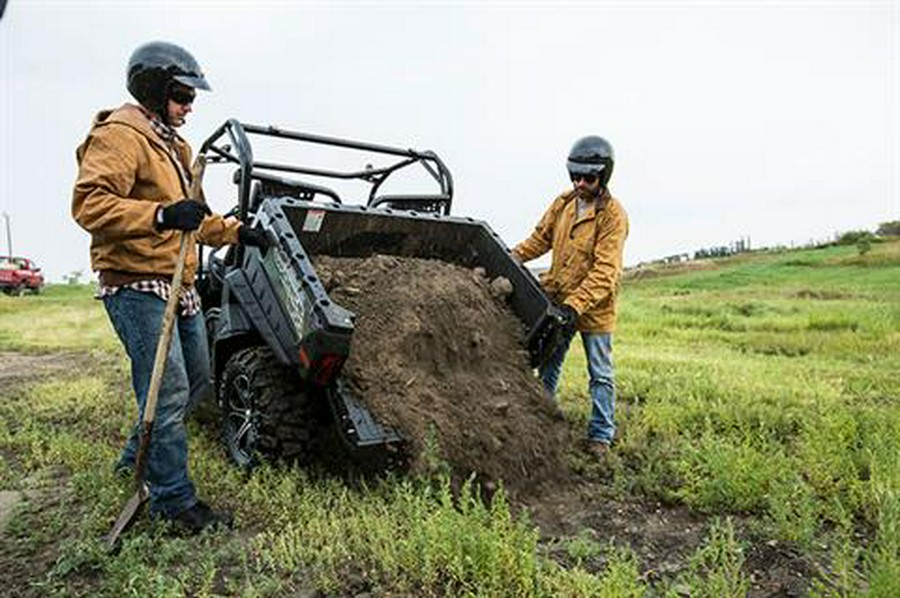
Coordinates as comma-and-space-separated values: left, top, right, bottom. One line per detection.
3, 212, 11, 258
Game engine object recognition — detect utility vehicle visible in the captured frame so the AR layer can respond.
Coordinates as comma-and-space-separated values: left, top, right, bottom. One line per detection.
195, 121, 564, 468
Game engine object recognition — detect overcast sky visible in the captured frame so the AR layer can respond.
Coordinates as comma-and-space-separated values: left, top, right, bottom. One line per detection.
1, 0, 897, 281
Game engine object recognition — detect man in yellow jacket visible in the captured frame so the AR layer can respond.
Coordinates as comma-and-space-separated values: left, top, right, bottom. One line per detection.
512, 136, 629, 458
72, 41, 267, 533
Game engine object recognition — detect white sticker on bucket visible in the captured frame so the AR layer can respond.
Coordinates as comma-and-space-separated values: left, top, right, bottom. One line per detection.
302, 209, 326, 232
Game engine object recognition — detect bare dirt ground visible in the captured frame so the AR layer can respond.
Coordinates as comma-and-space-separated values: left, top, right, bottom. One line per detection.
521, 481, 818, 596
0, 350, 94, 382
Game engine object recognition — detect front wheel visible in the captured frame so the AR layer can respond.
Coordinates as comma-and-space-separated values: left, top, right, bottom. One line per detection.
218, 346, 319, 468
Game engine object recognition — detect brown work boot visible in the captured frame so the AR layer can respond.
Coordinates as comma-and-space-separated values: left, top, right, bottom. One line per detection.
586, 440, 610, 459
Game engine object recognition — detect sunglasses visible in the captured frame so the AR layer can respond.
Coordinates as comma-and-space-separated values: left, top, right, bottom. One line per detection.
570, 173, 598, 184
169, 88, 196, 106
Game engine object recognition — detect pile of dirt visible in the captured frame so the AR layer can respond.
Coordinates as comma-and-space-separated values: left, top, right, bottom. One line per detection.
314, 255, 571, 492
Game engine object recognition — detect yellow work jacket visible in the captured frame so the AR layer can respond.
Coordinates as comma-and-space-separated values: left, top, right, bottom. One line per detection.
72, 104, 240, 286
513, 189, 629, 333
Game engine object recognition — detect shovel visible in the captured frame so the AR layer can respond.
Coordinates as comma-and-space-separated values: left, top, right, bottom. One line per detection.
105, 155, 207, 550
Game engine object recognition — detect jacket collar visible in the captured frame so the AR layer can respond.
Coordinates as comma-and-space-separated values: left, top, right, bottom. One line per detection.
569, 188, 611, 227
94, 104, 184, 150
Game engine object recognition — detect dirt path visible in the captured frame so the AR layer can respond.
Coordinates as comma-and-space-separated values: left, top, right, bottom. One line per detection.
0, 491, 22, 536
0, 351, 94, 381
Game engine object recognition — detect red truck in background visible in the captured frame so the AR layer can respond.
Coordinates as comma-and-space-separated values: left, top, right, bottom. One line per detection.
0, 256, 45, 295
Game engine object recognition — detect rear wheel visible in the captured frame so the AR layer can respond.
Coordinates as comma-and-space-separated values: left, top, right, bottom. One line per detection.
218, 346, 319, 468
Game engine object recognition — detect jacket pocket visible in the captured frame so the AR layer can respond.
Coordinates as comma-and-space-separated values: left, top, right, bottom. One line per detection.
570, 220, 596, 255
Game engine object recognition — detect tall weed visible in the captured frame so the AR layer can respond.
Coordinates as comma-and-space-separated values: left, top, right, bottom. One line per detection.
668, 518, 749, 597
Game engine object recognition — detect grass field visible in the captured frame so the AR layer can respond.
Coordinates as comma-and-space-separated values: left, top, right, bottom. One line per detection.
1, 239, 898, 596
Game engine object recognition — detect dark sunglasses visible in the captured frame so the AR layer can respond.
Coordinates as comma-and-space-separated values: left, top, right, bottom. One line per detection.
169, 88, 196, 106
570, 173, 598, 184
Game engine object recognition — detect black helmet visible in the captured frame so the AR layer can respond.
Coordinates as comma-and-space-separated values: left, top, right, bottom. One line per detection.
567, 135, 614, 187
126, 41, 210, 119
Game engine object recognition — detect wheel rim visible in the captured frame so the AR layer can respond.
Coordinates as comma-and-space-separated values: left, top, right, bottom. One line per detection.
224, 372, 259, 466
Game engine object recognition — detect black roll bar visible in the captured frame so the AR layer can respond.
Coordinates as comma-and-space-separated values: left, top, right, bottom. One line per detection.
198, 120, 454, 226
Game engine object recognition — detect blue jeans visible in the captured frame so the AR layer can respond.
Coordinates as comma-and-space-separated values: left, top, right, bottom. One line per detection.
540, 329, 616, 444
103, 288, 211, 517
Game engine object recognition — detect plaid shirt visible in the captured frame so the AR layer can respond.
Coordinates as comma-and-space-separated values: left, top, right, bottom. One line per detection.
138, 105, 192, 186
97, 280, 202, 317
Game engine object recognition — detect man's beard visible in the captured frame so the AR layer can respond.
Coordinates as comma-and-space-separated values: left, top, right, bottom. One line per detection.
575, 186, 601, 201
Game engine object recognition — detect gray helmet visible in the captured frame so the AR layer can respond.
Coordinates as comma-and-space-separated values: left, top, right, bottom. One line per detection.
126, 41, 210, 119
567, 135, 614, 187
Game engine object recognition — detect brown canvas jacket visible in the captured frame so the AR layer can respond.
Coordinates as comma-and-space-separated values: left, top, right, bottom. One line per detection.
513, 189, 629, 333
72, 104, 240, 286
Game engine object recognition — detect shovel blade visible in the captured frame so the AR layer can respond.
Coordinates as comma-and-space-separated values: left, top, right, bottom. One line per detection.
105, 483, 149, 551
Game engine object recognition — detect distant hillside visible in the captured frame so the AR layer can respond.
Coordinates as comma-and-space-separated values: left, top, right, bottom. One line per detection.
623, 238, 900, 294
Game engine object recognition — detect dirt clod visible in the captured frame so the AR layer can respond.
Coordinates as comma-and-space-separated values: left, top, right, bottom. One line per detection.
488, 276, 514, 300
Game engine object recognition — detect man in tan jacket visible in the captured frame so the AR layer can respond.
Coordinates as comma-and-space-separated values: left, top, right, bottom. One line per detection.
512, 136, 629, 458
72, 41, 267, 533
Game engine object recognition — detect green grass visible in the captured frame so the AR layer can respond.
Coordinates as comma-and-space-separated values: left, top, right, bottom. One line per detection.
0, 371, 647, 596
0, 284, 118, 352
0, 323, 642, 595
2, 241, 899, 595
559, 240, 900, 595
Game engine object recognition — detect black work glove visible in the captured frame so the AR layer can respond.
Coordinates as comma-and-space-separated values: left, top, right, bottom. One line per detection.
557, 304, 579, 336
158, 200, 211, 231
238, 225, 271, 248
